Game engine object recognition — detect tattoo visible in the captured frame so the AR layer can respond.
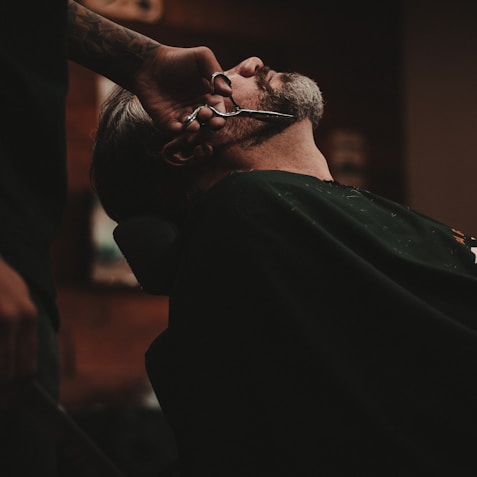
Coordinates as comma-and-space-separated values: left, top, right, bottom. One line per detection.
67, 0, 160, 87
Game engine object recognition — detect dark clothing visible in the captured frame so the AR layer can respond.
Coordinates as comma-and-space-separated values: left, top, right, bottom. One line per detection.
0, 290, 60, 477
0, 1, 67, 475
146, 170, 477, 476
0, 0, 68, 328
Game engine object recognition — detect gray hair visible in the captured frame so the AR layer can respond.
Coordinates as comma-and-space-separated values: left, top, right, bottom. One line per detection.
90, 86, 194, 224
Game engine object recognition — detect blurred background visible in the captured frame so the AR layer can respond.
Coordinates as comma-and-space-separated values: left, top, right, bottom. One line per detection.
53, 0, 476, 475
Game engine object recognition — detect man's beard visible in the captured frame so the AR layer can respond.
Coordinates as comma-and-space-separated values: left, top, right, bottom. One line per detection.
224, 70, 324, 147
263, 72, 324, 129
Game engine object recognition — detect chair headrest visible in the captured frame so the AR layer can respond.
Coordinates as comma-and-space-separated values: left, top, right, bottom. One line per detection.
113, 216, 179, 295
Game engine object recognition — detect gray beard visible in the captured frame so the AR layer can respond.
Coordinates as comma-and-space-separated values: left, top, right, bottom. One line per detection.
264, 72, 324, 129
224, 72, 324, 148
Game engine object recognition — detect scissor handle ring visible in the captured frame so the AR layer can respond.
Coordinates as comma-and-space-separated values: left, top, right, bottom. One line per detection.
210, 72, 232, 95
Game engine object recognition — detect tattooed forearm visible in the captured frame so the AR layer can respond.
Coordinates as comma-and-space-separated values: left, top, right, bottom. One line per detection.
67, 0, 160, 89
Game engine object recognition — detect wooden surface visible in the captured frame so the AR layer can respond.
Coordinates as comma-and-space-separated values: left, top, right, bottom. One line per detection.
58, 287, 169, 411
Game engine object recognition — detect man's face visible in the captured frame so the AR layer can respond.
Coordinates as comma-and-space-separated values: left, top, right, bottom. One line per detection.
215, 57, 324, 147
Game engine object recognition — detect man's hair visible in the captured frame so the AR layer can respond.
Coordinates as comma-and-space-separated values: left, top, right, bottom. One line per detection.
90, 85, 193, 224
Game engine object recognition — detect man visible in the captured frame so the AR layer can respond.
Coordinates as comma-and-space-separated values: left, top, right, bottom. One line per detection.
0, 1, 231, 475
91, 56, 477, 477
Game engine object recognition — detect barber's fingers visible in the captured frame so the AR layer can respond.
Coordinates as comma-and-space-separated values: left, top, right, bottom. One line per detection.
0, 306, 38, 382
182, 106, 226, 133
0, 260, 38, 387
134, 44, 233, 135
15, 308, 38, 380
193, 47, 232, 98
167, 104, 226, 135
0, 306, 37, 407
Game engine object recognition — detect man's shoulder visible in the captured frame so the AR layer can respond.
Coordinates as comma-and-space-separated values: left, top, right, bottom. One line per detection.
207, 170, 332, 202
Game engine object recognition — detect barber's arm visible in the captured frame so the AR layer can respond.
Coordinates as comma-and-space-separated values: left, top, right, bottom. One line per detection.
67, 0, 231, 134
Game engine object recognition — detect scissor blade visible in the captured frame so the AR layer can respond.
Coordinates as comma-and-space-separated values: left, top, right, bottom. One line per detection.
208, 105, 293, 121
238, 109, 294, 120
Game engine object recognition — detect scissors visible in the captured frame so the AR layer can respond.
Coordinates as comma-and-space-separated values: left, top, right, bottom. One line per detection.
183, 72, 294, 130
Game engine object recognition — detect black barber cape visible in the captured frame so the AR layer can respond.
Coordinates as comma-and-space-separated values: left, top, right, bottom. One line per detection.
146, 170, 477, 477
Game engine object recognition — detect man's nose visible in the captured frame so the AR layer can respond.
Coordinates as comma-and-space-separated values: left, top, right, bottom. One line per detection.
226, 57, 264, 78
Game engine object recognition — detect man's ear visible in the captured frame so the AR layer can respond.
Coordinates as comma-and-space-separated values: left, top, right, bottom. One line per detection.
161, 135, 213, 167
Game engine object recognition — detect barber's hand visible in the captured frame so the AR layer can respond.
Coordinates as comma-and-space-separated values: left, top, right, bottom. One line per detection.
133, 44, 232, 134
0, 258, 38, 406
